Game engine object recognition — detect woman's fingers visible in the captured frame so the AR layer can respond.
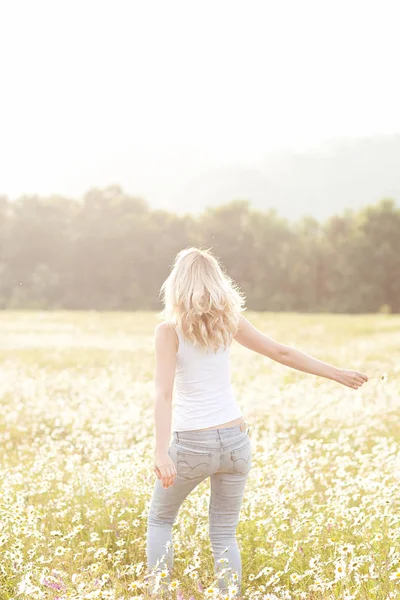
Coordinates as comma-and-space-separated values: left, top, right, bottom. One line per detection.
352, 378, 367, 389
159, 466, 167, 486
358, 372, 369, 382
161, 466, 169, 488
157, 462, 177, 488
158, 466, 167, 486
352, 377, 363, 389
166, 466, 174, 488
167, 464, 177, 487
356, 372, 369, 385
344, 377, 361, 389
340, 369, 369, 389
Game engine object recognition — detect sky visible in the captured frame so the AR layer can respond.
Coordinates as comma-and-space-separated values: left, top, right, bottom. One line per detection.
1, 0, 400, 206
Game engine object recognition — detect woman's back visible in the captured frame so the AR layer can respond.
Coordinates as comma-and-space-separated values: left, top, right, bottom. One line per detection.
172, 325, 242, 431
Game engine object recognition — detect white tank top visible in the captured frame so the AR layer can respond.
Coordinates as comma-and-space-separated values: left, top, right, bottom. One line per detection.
171, 326, 243, 431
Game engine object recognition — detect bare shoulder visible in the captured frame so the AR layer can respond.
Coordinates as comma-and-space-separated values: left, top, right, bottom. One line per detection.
155, 321, 178, 349
232, 314, 254, 343
234, 314, 250, 334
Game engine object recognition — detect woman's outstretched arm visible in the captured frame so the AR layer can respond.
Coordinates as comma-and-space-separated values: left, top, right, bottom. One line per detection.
233, 315, 368, 390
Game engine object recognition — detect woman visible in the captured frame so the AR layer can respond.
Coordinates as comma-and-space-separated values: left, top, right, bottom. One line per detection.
146, 247, 368, 597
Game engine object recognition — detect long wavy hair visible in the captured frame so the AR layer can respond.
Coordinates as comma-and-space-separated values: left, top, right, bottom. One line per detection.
160, 247, 246, 351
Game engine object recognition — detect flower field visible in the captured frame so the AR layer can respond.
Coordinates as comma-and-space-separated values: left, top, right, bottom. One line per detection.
0, 311, 399, 600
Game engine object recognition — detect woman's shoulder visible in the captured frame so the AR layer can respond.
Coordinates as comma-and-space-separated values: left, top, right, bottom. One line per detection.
155, 321, 180, 347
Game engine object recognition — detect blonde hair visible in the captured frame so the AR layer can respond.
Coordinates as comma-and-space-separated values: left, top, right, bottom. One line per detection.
160, 247, 246, 351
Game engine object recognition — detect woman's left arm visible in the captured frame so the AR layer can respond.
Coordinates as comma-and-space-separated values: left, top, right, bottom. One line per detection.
234, 315, 368, 390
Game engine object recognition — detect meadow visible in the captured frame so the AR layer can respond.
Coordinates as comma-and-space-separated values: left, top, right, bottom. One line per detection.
0, 311, 399, 600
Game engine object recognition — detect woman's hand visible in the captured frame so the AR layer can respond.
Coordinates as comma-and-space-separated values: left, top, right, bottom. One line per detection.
154, 452, 177, 488
334, 368, 369, 389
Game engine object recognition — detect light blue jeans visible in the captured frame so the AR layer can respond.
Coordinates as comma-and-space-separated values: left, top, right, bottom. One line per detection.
146, 423, 252, 596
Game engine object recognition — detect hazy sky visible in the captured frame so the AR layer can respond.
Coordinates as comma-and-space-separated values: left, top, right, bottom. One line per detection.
1, 0, 399, 204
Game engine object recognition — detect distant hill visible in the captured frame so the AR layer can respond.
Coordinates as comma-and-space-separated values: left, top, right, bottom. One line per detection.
168, 135, 400, 220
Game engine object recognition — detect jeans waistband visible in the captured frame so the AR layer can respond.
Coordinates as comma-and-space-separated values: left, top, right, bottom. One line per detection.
173, 421, 250, 442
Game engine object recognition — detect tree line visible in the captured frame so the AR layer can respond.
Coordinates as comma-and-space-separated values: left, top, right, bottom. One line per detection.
0, 186, 399, 313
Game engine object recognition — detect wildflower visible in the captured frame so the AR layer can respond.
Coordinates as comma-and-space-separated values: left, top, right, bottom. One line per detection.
370, 372, 389, 381
217, 568, 228, 580
389, 569, 400, 580
168, 579, 180, 591
135, 562, 144, 575
335, 560, 346, 580
94, 547, 108, 558
339, 544, 355, 555
128, 581, 142, 591
228, 584, 238, 597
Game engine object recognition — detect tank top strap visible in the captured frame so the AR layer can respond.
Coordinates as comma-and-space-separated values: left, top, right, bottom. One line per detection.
170, 322, 184, 351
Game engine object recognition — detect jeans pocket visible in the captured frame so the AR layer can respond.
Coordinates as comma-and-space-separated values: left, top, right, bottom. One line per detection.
174, 446, 213, 480
230, 437, 252, 475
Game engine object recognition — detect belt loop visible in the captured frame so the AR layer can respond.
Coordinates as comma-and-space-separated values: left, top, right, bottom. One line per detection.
175, 431, 179, 443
